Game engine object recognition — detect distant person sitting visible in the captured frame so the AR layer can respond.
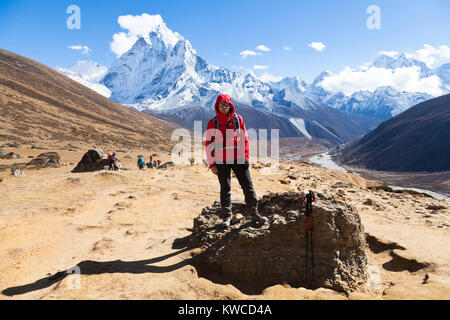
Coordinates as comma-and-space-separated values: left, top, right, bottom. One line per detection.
137, 155, 145, 170
157, 160, 161, 167
109, 152, 119, 171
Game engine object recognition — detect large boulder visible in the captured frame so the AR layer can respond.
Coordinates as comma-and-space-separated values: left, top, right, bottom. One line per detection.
71, 149, 123, 173
189, 192, 368, 293
27, 152, 60, 168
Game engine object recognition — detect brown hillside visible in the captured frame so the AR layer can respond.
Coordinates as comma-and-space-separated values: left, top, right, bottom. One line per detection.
0, 48, 179, 150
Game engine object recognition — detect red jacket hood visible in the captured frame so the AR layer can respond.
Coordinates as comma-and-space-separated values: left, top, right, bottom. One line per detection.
214, 94, 235, 119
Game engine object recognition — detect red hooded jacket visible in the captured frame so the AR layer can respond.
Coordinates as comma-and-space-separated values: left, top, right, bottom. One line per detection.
205, 94, 250, 168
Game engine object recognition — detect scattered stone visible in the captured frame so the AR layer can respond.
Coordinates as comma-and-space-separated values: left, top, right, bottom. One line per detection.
158, 161, 175, 170
152, 153, 159, 157
0, 148, 6, 157
189, 192, 368, 293
363, 199, 375, 206
31, 145, 45, 150
426, 204, 446, 211
5, 142, 20, 148
1, 152, 21, 159
67, 178, 81, 184
11, 169, 25, 176
231, 213, 244, 225
27, 152, 60, 168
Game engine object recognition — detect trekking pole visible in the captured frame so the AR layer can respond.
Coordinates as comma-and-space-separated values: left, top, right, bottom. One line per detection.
302, 190, 316, 288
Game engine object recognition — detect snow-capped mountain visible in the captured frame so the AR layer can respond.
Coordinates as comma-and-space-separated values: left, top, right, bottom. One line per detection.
338, 87, 432, 119
55, 61, 111, 98
371, 53, 433, 77
54, 20, 449, 143
303, 53, 441, 119
96, 31, 377, 143
436, 63, 450, 90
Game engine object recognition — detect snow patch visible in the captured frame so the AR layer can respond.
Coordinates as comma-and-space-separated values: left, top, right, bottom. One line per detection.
288, 118, 311, 139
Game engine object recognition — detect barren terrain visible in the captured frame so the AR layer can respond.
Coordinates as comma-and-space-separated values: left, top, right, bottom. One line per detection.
1, 143, 449, 300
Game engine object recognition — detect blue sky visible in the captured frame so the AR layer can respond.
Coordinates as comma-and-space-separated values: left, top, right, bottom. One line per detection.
0, 0, 449, 82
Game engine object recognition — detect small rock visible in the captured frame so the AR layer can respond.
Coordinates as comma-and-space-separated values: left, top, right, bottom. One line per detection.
158, 161, 174, 169
11, 169, 25, 176
231, 213, 244, 225
1, 152, 21, 159
27, 152, 60, 168
6, 142, 20, 148
426, 204, 446, 211
363, 199, 375, 206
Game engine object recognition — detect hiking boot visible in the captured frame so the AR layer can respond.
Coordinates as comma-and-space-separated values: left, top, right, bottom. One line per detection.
221, 208, 233, 227
249, 206, 268, 225
222, 214, 233, 227
252, 213, 268, 225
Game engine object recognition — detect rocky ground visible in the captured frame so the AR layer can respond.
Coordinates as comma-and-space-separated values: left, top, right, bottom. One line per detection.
0, 143, 449, 300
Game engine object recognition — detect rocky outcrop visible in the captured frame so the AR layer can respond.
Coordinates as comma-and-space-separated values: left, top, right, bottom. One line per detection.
27, 152, 60, 168
0, 152, 20, 159
189, 192, 368, 293
71, 149, 122, 173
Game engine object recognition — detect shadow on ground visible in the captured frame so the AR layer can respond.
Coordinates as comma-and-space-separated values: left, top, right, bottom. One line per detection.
1, 247, 193, 297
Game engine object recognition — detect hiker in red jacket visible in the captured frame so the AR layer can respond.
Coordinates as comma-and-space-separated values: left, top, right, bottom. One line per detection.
205, 94, 267, 227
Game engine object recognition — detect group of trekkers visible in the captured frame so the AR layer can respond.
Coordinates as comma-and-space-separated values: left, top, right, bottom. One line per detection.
138, 155, 161, 170
106, 152, 161, 171
107, 152, 119, 171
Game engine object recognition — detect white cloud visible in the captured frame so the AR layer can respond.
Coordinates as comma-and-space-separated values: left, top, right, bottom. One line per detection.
68, 45, 91, 55
253, 65, 269, 70
240, 50, 261, 59
256, 45, 271, 52
223, 52, 229, 56
319, 66, 443, 96
110, 13, 182, 57
308, 42, 326, 52
258, 71, 283, 83
283, 46, 293, 51
406, 44, 450, 69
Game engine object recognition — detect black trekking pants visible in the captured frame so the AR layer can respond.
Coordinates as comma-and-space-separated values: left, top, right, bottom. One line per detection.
216, 160, 258, 214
